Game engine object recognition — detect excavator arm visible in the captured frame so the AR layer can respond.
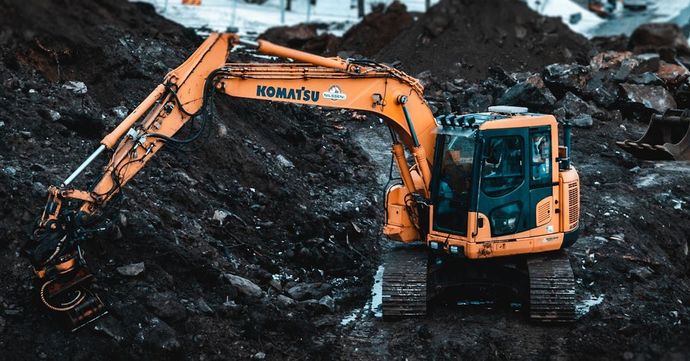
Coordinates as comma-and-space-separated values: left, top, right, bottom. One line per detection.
25, 33, 438, 330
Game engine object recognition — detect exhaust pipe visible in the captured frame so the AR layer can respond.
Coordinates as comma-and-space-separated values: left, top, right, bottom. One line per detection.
561, 123, 572, 170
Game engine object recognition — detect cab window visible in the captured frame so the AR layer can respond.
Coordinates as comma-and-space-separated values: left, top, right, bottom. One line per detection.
530, 131, 551, 187
481, 136, 524, 197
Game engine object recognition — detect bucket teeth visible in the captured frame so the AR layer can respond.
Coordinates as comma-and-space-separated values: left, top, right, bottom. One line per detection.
616, 108, 690, 161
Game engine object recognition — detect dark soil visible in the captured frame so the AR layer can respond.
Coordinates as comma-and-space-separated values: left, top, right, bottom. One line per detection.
260, 1, 414, 58
1, 0, 689, 360
376, 0, 593, 81
0, 0, 381, 360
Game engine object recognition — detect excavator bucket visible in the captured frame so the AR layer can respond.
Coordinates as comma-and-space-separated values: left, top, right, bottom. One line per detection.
616, 109, 690, 161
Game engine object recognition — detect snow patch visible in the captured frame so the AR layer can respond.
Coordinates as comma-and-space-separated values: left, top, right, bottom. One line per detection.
370, 265, 384, 318
525, 0, 604, 37
576, 294, 604, 316
136, 0, 440, 36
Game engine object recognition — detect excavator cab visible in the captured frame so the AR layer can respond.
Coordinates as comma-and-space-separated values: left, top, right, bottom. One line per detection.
426, 108, 579, 258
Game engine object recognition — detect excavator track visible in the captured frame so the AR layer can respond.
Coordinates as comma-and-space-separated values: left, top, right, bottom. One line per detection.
527, 252, 576, 322
382, 247, 428, 318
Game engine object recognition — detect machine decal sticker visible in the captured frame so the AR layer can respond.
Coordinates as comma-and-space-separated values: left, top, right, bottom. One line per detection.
255, 85, 320, 102
323, 85, 347, 101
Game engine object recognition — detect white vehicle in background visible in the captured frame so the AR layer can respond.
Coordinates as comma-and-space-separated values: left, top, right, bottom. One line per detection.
623, 0, 648, 11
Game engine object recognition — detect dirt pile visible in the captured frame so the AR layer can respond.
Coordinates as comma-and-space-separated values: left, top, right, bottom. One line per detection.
0, 0, 382, 360
425, 48, 689, 124
260, 1, 414, 57
376, 0, 592, 81
1, 1, 690, 360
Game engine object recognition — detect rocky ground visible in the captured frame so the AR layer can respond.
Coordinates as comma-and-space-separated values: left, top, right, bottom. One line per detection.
0, 0, 689, 360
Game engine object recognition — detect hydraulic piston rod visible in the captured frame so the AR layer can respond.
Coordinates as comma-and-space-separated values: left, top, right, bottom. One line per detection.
62, 145, 106, 187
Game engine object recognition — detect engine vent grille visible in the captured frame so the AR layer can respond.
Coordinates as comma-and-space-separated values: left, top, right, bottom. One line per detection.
537, 201, 551, 225
568, 182, 579, 229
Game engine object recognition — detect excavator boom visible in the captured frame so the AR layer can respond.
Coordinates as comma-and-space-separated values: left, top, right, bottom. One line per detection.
26, 33, 437, 329
25, 32, 580, 329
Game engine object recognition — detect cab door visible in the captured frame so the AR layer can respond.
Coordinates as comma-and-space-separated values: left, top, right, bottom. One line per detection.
528, 126, 554, 233
476, 128, 531, 237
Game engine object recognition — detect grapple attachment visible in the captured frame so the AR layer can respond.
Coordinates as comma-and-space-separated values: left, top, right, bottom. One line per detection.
38, 262, 108, 331
616, 109, 690, 161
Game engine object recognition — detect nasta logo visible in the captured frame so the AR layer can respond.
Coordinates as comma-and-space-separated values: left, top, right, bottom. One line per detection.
323, 86, 347, 101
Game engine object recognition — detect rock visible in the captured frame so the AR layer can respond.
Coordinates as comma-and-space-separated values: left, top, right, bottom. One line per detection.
590, 51, 633, 71
260, 23, 321, 48
111, 106, 128, 119
174, 170, 198, 186
629, 266, 654, 282
415, 70, 434, 87
31, 182, 46, 197
656, 61, 690, 86
2, 166, 17, 177
275, 294, 296, 307
318, 295, 335, 312
62, 81, 88, 95
569, 114, 594, 128
212, 209, 231, 225
554, 92, 603, 128
627, 72, 664, 86
269, 277, 282, 291
217, 123, 229, 138
253, 351, 267, 360
196, 298, 214, 314
613, 58, 641, 82
146, 293, 187, 322
47, 109, 61, 121
583, 70, 620, 108
542, 63, 590, 97
497, 74, 557, 112
224, 274, 263, 298
116, 262, 145, 276
93, 317, 126, 343
465, 92, 493, 112
629, 23, 690, 58
634, 53, 660, 73
286, 282, 333, 301
276, 154, 294, 169
223, 299, 240, 309
136, 317, 180, 352
619, 83, 677, 115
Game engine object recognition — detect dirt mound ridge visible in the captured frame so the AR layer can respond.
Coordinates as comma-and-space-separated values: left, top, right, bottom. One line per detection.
0, 0, 380, 360
376, 0, 592, 81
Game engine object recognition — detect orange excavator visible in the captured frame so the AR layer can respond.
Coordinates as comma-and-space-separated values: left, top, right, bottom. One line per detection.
24, 33, 580, 330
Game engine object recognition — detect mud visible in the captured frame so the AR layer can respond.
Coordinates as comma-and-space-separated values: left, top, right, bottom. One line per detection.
0, 0, 689, 360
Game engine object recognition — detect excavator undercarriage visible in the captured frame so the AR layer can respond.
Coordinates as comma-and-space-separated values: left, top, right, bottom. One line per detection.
382, 247, 577, 322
